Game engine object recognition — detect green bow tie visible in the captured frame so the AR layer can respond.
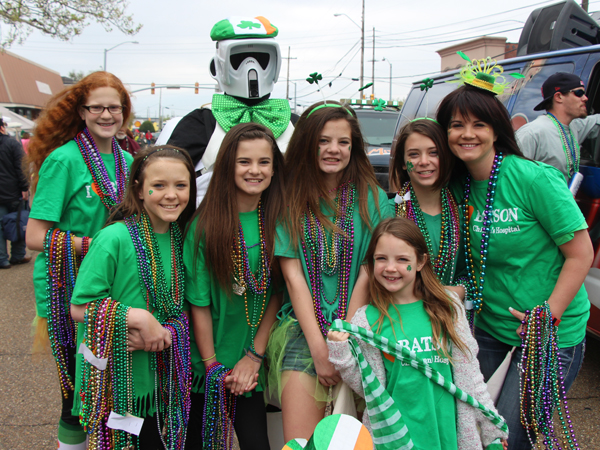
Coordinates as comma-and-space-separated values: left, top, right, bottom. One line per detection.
211, 94, 291, 139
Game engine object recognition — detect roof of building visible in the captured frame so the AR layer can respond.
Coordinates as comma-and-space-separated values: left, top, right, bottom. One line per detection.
0, 50, 64, 109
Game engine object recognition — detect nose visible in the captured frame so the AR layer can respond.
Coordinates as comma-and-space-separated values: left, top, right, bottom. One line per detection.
420, 153, 429, 165
100, 108, 113, 119
248, 162, 260, 174
164, 186, 177, 198
461, 125, 475, 138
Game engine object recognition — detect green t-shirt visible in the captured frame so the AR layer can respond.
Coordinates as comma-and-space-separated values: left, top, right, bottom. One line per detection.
184, 209, 273, 394
71, 222, 174, 417
366, 302, 457, 450
455, 155, 589, 347
30, 140, 133, 318
389, 196, 466, 286
276, 186, 394, 324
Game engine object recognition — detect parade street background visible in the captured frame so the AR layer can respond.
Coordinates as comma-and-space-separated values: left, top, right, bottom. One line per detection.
0, 253, 598, 448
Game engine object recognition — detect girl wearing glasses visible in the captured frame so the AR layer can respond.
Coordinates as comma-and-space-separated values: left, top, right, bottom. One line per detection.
26, 72, 134, 450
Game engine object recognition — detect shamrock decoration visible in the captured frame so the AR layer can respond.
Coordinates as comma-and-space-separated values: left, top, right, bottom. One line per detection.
149, 190, 153, 195
358, 82, 374, 92
373, 98, 387, 111
407, 265, 412, 272
419, 78, 434, 92
238, 20, 261, 30
406, 161, 414, 173
457, 50, 471, 62
307, 72, 323, 85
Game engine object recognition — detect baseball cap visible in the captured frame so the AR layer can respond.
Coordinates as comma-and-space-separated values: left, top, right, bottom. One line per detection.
533, 72, 585, 111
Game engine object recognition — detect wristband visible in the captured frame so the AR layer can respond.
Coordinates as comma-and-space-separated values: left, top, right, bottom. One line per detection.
81, 236, 90, 258
244, 348, 262, 364
551, 315, 561, 327
247, 346, 264, 360
202, 353, 216, 362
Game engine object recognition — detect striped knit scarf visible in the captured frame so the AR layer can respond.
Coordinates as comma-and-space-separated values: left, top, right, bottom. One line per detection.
330, 319, 508, 450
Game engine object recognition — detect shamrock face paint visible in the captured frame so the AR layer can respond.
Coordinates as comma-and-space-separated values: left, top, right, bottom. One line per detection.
149, 190, 153, 195
406, 161, 415, 173
407, 265, 412, 272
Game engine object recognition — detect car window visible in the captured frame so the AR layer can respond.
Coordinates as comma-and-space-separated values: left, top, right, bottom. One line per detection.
356, 112, 399, 146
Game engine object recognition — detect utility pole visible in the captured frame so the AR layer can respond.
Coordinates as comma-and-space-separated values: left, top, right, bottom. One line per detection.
282, 46, 297, 101
582, 0, 588, 11
383, 57, 392, 99
371, 27, 375, 98
360, 0, 365, 99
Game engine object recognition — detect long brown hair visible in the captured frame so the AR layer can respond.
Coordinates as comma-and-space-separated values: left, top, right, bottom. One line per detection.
108, 145, 197, 229
283, 101, 380, 246
365, 217, 467, 360
190, 122, 286, 289
28, 71, 133, 192
390, 119, 454, 191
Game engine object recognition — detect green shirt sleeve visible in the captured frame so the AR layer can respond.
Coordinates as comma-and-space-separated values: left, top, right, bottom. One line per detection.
183, 223, 212, 307
275, 221, 299, 258
71, 229, 119, 305
529, 165, 587, 246
30, 156, 69, 223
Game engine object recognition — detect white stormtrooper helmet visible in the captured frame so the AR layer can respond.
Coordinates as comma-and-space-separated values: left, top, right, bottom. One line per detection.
209, 16, 281, 99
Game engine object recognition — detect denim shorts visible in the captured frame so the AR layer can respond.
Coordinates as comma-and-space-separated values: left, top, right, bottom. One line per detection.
280, 320, 317, 376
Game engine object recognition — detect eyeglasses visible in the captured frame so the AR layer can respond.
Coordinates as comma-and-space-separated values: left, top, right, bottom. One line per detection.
82, 105, 124, 114
569, 89, 586, 98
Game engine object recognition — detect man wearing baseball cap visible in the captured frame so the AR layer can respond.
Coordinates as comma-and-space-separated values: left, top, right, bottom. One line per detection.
516, 72, 600, 183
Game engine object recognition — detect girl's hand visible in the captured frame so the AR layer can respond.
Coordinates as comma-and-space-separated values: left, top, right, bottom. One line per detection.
313, 347, 341, 387
508, 306, 527, 337
128, 309, 172, 352
229, 356, 261, 395
127, 328, 145, 351
327, 330, 350, 342
501, 439, 508, 450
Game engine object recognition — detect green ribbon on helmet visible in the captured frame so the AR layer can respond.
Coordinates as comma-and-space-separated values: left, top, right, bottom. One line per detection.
211, 94, 291, 138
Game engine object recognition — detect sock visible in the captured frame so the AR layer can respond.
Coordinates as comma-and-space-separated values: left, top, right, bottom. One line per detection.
57, 419, 86, 449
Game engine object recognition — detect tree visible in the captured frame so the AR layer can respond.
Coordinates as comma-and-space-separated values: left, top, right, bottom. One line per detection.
0, 0, 142, 48
138, 120, 155, 133
68, 70, 86, 82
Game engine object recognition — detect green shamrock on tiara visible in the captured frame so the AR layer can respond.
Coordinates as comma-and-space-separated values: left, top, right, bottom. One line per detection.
238, 20, 261, 29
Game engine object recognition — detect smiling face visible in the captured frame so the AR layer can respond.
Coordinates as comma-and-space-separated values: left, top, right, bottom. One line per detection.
79, 87, 124, 151
403, 132, 440, 191
138, 158, 190, 233
373, 233, 425, 304
234, 138, 274, 210
447, 111, 497, 171
317, 118, 352, 187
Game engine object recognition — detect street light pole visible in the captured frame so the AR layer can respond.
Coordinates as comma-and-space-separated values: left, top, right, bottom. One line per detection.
334, 1, 366, 98
382, 57, 392, 99
103, 40, 139, 71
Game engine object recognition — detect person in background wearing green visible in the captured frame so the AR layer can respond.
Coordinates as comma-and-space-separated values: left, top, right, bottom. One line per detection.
183, 123, 286, 449
25, 72, 133, 450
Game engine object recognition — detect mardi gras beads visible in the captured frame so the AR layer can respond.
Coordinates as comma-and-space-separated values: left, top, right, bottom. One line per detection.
74, 127, 129, 211
155, 314, 192, 450
301, 181, 356, 336
203, 362, 237, 449
395, 183, 460, 284
45, 228, 79, 397
463, 152, 503, 314
79, 298, 132, 450
125, 211, 184, 323
519, 303, 580, 449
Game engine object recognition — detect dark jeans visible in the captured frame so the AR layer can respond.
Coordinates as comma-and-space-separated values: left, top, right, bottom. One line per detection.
475, 327, 586, 450
186, 390, 270, 450
0, 201, 26, 266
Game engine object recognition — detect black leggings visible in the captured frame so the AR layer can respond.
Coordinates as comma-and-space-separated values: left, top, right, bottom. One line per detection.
185, 390, 270, 450
60, 344, 83, 428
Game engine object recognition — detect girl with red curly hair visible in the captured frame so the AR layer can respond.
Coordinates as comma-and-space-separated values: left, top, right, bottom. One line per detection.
26, 71, 134, 449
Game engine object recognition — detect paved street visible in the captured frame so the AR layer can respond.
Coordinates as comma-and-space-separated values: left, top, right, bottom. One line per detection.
0, 251, 599, 449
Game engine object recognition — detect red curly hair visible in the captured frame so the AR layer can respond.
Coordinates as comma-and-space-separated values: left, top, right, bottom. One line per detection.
27, 71, 133, 192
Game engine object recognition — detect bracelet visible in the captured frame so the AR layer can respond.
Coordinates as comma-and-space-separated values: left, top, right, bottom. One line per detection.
202, 353, 216, 362
81, 236, 90, 259
551, 315, 561, 327
247, 346, 264, 360
244, 349, 262, 364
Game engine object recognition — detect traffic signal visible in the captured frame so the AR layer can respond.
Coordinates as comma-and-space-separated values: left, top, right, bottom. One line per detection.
151, 82, 155, 95
195, 82, 199, 94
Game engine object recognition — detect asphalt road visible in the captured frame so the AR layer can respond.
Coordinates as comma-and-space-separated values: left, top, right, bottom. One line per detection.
0, 252, 599, 449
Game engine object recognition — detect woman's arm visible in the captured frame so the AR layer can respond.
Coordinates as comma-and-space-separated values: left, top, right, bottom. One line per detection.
191, 305, 216, 368
548, 229, 594, 319
280, 256, 341, 387
229, 291, 282, 395
26, 217, 88, 255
